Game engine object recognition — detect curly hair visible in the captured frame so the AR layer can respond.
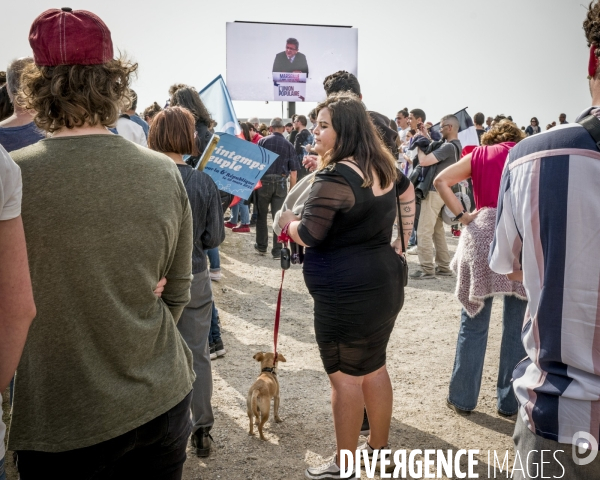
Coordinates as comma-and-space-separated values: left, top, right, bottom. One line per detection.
480, 119, 525, 146
323, 70, 361, 97
143, 102, 162, 122
585, 2, 600, 47
169, 84, 212, 128
17, 58, 137, 133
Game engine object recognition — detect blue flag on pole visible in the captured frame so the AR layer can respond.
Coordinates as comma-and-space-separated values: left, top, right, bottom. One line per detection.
199, 75, 242, 136
202, 134, 279, 200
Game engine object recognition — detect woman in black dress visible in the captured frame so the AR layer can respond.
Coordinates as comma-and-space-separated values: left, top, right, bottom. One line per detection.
278, 93, 415, 478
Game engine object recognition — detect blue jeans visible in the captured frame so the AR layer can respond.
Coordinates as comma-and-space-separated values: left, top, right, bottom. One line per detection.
0, 456, 6, 480
230, 202, 249, 225
206, 247, 220, 272
448, 295, 527, 415
208, 302, 221, 345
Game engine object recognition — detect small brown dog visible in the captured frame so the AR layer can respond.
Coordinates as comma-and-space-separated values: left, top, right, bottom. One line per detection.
247, 351, 286, 440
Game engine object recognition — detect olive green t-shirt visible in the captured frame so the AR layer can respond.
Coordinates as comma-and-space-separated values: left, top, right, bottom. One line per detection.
8, 135, 195, 452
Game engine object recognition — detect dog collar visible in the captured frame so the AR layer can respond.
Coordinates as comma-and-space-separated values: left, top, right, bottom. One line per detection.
262, 367, 277, 375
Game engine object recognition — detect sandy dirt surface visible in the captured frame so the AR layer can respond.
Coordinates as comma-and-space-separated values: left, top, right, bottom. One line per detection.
2, 222, 517, 480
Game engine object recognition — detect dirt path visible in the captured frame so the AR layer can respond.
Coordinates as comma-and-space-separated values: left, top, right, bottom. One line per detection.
2, 223, 516, 480
181, 223, 516, 480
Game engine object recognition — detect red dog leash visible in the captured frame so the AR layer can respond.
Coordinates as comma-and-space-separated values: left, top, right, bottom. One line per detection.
273, 222, 293, 362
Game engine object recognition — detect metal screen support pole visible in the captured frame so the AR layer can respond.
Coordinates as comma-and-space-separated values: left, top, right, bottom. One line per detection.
286, 102, 296, 119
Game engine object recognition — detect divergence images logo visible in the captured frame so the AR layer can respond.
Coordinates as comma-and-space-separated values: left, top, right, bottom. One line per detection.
572, 432, 598, 466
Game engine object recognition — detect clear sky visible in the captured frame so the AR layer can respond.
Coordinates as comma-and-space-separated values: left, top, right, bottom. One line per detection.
1, 0, 592, 127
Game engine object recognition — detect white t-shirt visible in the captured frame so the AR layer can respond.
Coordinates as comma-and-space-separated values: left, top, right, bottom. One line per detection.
116, 117, 147, 147
0, 144, 22, 459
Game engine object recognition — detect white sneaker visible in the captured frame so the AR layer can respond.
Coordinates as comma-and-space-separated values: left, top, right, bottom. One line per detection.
305, 454, 357, 479
357, 441, 395, 473
209, 271, 222, 281
407, 246, 418, 255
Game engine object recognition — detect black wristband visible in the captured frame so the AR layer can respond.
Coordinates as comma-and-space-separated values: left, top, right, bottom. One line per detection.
453, 209, 467, 222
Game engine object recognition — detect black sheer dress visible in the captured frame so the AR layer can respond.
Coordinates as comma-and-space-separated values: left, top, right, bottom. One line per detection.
297, 163, 411, 376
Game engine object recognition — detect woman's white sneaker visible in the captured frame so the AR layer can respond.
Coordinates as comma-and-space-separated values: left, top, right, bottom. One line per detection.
305, 454, 357, 479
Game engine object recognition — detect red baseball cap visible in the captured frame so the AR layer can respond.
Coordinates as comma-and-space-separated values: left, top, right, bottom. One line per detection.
29, 7, 114, 66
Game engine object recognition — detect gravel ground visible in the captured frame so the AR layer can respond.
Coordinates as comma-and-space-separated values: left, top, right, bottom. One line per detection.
2, 221, 517, 480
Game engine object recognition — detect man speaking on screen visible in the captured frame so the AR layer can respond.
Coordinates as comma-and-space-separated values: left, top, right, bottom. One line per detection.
272, 38, 309, 75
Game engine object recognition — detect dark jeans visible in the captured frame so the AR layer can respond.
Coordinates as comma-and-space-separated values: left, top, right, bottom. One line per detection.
209, 301, 221, 344
15, 392, 192, 480
255, 176, 287, 255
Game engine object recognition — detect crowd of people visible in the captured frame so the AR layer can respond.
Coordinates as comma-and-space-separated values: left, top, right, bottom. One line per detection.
3, 4, 600, 480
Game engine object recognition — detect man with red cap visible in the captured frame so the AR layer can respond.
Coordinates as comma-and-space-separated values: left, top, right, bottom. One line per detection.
489, 1, 600, 477
9, 8, 195, 479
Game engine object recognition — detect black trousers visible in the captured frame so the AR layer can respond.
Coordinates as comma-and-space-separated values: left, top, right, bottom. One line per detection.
255, 176, 287, 255
15, 392, 192, 480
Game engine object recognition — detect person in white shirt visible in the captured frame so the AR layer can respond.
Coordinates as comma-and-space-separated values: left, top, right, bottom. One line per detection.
116, 113, 147, 146
0, 144, 36, 479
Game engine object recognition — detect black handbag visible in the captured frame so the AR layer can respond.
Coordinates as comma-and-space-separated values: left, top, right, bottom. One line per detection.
396, 190, 409, 287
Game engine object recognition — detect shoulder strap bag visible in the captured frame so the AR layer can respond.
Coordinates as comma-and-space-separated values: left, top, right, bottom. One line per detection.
396, 184, 409, 287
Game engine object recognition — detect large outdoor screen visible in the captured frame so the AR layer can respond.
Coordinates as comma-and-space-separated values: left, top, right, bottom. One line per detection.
226, 22, 358, 103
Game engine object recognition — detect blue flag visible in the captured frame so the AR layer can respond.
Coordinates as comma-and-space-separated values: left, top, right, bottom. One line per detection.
202, 134, 279, 200
199, 75, 242, 136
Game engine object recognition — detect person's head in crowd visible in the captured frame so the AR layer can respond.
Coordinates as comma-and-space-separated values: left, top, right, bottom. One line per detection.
559, 113, 567, 123
480, 119, 525, 146
551, 121, 556, 126
473, 112, 485, 128
294, 114, 307, 131
18, 23, 136, 133
406, 129, 415, 141
485, 116, 493, 128
270, 117, 286, 134
491, 114, 507, 128
0, 72, 13, 122
248, 123, 262, 142
396, 109, 409, 130
259, 123, 268, 136
169, 84, 212, 128
248, 116, 259, 129
7, 58, 34, 106
313, 91, 396, 189
284, 122, 293, 134
323, 70, 361, 98
240, 121, 252, 141
530, 117, 539, 128
521, 126, 526, 131
143, 102, 162, 125
438, 115, 459, 141
308, 108, 317, 126
408, 108, 426, 130
507, 115, 513, 121
148, 106, 198, 158
126, 89, 139, 115
285, 38, 300, 59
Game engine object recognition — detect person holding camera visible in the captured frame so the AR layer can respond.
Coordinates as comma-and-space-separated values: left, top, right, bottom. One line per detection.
409, 115, 462, 280
278, 92, 414, 479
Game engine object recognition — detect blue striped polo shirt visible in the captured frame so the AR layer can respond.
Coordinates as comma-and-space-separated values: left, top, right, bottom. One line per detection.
490, 108, 600, 447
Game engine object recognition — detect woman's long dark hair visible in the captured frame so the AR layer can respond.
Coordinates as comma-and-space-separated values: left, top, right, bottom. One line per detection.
169, 84, 212, 128
240, 122, 252, 141
169, 84, 213, 156
316, 92, 397, 189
